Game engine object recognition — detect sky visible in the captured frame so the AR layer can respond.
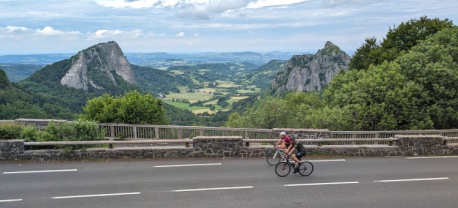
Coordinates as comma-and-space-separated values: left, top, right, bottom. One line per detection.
0, 0, 457, 55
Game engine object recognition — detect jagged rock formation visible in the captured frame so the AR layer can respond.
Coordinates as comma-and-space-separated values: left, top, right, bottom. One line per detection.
60, 41, 135, 90
272, 41, 350, 93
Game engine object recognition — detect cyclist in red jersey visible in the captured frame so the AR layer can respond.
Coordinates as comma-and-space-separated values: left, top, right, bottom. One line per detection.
274, 132, 291, 150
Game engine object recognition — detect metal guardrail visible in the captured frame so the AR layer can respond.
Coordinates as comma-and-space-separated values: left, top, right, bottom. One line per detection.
331, 130, 458, 139
97, 123, 273, 140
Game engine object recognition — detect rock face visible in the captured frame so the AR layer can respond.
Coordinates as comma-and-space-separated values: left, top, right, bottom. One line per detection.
272, 41, 350, 93
60, 41, 135, 90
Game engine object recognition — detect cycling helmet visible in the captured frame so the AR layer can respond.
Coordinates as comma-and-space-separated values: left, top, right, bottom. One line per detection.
290, 135, 296, 140
280, 132, 286, 136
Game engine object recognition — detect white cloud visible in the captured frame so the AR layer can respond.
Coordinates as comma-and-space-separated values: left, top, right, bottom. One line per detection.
36, 26, 65, 36
175, 32, 185, 37
194, 33, 200, 36
95, 0, 314, 19
88, 29, 144, 39
4, 26, 30, 32
247, 0, 309, 8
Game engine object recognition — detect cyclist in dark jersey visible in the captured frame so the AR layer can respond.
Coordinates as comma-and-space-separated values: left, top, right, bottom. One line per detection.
285, 136, 306, 172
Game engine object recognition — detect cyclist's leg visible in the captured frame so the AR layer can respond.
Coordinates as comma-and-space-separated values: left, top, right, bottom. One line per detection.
295, 151, 306, 162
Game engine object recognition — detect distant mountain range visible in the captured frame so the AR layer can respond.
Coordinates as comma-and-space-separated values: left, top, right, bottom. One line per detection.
0, 50, 354, 66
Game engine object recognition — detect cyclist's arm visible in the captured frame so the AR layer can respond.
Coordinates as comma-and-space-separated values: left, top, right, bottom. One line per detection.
274, 138, 282, 146
286, 145, 294, 155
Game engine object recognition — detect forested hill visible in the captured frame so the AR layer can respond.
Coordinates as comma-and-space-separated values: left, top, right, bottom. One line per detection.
0, 68, 73, 119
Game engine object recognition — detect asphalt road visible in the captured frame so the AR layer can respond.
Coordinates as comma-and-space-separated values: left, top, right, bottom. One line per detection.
1, 156, 457, 208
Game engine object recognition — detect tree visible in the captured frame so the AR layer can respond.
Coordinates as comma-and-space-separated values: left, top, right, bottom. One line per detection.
395, 27, 458, 129
349, 16, 454, 70
81, 91, 168, 124
323, 62, 433, 130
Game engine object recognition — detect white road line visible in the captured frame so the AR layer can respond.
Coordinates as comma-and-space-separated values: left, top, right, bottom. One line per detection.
307, 159, 346, 162
407, 156, 458, 159
3, 169, 78, 174
154, 163, 222, 168
52, 192, 141, 199
374, 177, 449, 183
285, 181, 359, 187
0, 199, 23, 203
171, 186, 253, 192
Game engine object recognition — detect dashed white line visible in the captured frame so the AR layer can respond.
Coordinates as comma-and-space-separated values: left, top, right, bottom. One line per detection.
407, 156, 458, 159
285, 181, 359, 187
0, 199, 23, 203
52, 192, 141, 199
374, 177, 449, 183
307, 159, 346, 162
3, 169, 78, 174
154, 163, 222, 168
171, 186, 253, 192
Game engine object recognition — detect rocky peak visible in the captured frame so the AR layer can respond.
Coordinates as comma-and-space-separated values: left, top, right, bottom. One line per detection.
60, 41, 135, 90
272, 41, 350, 93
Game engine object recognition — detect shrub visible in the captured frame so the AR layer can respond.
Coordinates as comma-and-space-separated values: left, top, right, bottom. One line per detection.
20, 126, 38, 142
0, 122, 22, 140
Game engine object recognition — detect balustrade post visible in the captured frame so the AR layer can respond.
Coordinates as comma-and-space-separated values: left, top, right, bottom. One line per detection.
110, 124, 115, 139
133, 126, 137, 139
178, 128, 182, 139
155, 127, 160, 139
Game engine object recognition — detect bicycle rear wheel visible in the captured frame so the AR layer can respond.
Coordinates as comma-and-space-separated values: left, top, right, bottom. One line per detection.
275, 162, 291, 177
266, 152, 281, 166
298, 161, 314, 176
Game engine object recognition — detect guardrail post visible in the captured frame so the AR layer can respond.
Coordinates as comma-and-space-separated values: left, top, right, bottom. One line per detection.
155, 127, 159, 139
110, 124, 115, 139
133, 126, 137, 139
178, 128, 182, 139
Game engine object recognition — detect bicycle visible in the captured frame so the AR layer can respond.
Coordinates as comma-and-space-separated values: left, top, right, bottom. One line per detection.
275, 154, 314, 177
266, 147, 287, 166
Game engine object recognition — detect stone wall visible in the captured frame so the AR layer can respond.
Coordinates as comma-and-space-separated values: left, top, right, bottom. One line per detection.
1, 135, 457, 162
192, 136, 243, 157
0, 139, 24, 160
395, 135, 457, 156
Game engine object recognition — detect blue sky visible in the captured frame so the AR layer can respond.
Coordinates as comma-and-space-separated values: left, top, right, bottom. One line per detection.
0, 0, 457, 55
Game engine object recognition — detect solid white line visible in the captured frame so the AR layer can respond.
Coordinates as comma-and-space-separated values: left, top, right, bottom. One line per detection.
171, 186, 253, 192
154, 163, 222, 168
407, 156, 458, 159
374, 177, 449, 183
0, 199, 23, 203
52, 192, 141, 199
3, 169, 78, 174
285, 181, 359, 187
307, 159, 346, 162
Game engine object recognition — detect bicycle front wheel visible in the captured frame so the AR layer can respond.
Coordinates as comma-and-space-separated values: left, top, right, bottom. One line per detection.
275, 162, 291, 177
266, 152, 281, 166
298, 161, 314, 176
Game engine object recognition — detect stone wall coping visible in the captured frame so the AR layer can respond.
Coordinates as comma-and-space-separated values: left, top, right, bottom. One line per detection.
395, 135, 444, 138
273, 128, 330, 132
86, 147, 193, 151
193, 136, 242, 139
0, 139, 24, 143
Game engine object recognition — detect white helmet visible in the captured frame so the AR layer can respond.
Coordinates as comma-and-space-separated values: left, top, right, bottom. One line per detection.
280, 132, 286, 136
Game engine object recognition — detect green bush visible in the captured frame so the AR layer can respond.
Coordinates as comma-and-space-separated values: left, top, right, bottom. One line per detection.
36, 121, 104, 142
0, 122, 22, 140
20, 126, 38, 142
